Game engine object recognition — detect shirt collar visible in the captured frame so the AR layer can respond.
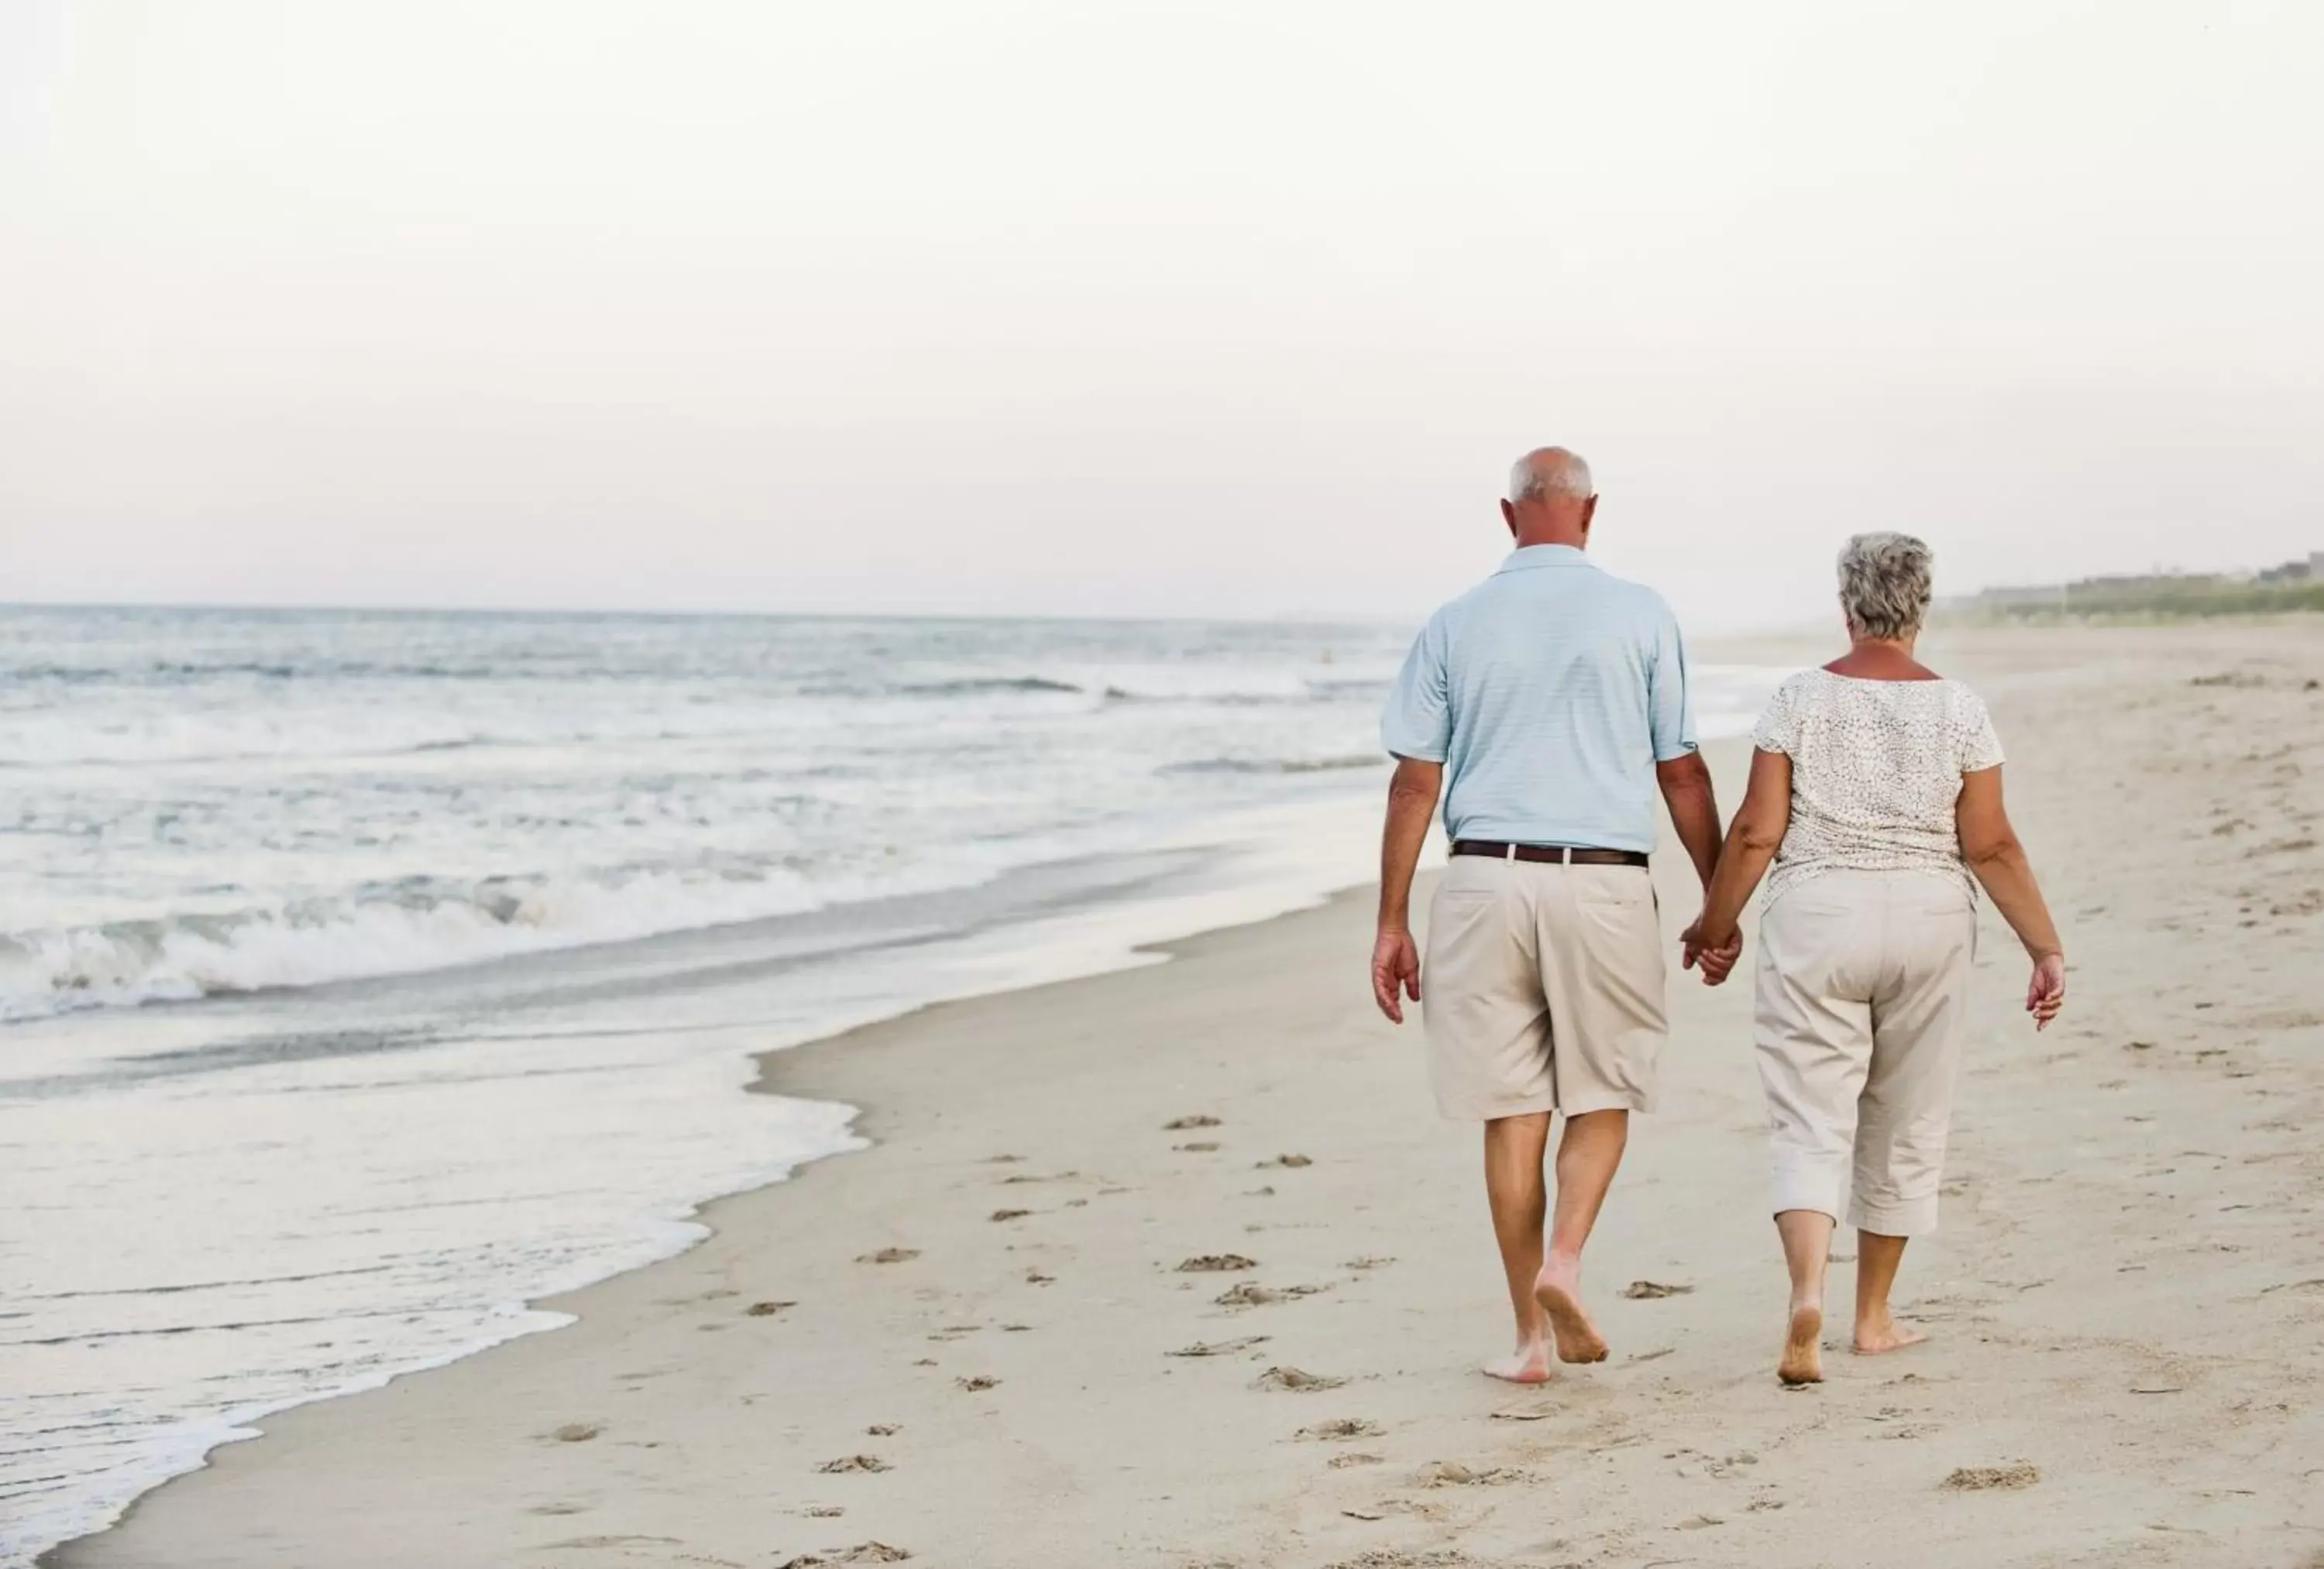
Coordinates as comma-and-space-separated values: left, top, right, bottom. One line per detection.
1494, 544, 1591, 573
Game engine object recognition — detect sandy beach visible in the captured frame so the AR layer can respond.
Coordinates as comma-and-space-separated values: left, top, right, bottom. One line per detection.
49, 621, 2324, 1569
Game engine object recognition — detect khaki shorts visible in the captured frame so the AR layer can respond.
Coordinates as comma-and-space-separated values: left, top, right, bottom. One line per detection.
1421, 854, 1669, 1121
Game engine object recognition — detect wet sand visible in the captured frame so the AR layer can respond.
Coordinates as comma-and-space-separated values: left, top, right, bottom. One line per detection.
50, 622, 2324, 1569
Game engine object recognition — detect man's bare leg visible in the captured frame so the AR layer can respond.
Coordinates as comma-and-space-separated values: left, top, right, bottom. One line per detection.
1532, 1109, 1627, 1364
1480, 1112, 1552, 1382
1851, 1230, 1928, 1354
1775, 1209, 1834, 1385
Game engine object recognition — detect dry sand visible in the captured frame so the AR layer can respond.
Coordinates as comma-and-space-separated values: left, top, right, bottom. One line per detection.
50, 622, 2324, 1569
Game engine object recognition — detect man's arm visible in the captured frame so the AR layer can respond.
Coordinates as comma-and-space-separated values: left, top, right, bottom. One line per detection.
1371, 757, 1442, 1023
1654, 750, 1723, 890
1686, 747, 1792, 983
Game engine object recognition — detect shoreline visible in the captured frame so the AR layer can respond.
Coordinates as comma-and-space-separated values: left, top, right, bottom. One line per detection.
15, 788, 1408, 1567
38, 876, 1430, 1569
45, 621, 2324, 1568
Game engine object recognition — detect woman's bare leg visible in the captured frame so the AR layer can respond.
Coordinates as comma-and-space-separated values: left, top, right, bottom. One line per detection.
1776, 1209, 1833, 1384
1852, 1229, 1929, 1354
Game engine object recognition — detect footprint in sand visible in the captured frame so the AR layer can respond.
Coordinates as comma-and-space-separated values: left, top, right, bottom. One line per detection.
816, 1455, 892, 1475
1176, 1142, 1222, 1152
1216, 1282, 1328, 1308
1942, 1463, 2040, 1492
544, 1422, 603, 1444
1326, 1451, 1384, 1468
1620, 1280, 1694, 1299
1342, 1256, 1395, 1270
956, 1375, 1000, 1392
1256, 1366, 1347, 1392
776, 1544, 911, 1567
1257, 1154, 1313, 1169
745, 1300, 796, 1317
990, 1209, 1031, 1222
1165, 1115, 1222, 1130
1297, 1417, 1381, 1440
1177, 1254, 1257, 1272
1167, 1336, 1271, 1357
1417, 1461, 1523, 1487
859, 1248, 919, 1265
865, 1424, 900, 1436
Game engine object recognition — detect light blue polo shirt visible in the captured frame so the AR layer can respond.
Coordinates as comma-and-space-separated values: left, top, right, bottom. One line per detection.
1381, 544, 1697, 853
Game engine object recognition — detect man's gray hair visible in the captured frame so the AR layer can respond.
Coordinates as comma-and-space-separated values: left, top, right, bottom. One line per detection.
1507, 447, 1594, 505
1837, 531, 1935, 640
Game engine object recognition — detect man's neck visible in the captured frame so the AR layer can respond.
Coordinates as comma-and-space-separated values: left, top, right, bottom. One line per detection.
1511, 530, 1587, 551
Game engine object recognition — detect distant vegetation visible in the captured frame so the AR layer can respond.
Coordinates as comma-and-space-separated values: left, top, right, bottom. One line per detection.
1949, 553, 2324, 623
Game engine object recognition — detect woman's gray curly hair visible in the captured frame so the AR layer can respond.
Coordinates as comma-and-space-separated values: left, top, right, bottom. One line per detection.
1837, 531, 1934, 640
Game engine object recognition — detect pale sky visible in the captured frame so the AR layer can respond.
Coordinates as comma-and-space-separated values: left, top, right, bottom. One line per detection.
2, 1, 2319, 631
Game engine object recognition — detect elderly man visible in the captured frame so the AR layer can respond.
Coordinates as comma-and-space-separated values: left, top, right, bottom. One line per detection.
1371, 447, 1731, 1383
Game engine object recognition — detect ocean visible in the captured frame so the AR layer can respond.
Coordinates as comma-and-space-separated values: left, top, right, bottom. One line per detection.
0, 606, 1779, 1561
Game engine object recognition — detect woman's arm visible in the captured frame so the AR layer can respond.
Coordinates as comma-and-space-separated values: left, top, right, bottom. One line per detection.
1686, 748, 1793, 984
1955, 765, 2067, 1028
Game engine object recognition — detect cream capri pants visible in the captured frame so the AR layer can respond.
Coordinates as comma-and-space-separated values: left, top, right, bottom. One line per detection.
1753, 869, 1977, 1237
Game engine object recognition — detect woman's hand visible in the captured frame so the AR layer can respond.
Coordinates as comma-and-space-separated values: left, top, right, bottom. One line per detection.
2026, 951, 2066, 1029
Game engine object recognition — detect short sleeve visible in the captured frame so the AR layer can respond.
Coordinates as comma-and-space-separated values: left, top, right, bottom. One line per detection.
1752, 675, 1807, 755
1645, 598, 1698, 761
1955, 685, 2006, 773
1380, 611, 1452, 762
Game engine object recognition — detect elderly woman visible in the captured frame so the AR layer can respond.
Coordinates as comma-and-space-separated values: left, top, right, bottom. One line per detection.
1686, 533, 2065, 1385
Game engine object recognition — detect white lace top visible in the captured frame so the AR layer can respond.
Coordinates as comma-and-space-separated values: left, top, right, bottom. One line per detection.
1751, 668, 2006, 907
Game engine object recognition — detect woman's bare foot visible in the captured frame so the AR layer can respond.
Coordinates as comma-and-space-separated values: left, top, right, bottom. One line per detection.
1482, 1337, 1553, 1384
1851, 1311, 1929, 1356
1778, 1303, 1824, 1385
1532, 1262, 1608, 1365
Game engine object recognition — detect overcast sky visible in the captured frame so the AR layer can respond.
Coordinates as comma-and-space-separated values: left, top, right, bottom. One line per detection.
2, 1, 2319, 631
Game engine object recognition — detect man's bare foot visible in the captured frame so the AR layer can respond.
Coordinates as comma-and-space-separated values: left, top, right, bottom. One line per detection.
1778, 1303, 1824, 1385
1482, 1338, 1552, 1384
1851, 1314, 1929, 1356
1532, 1262, 1608, 1365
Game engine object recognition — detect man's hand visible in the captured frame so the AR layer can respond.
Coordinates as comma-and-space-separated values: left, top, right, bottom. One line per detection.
1372, 757, 1440, 1025
1372, 926, 1422, 1023
1680, 916, 1742, 987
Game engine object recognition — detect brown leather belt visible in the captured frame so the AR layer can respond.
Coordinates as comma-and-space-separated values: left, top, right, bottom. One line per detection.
1450, 840, 1649, 867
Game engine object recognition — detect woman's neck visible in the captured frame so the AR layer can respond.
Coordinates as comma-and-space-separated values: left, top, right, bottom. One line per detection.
1825, 632, 1939, 681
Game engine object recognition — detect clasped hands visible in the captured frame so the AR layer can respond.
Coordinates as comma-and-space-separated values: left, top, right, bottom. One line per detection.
1679, 914, 1741, 986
